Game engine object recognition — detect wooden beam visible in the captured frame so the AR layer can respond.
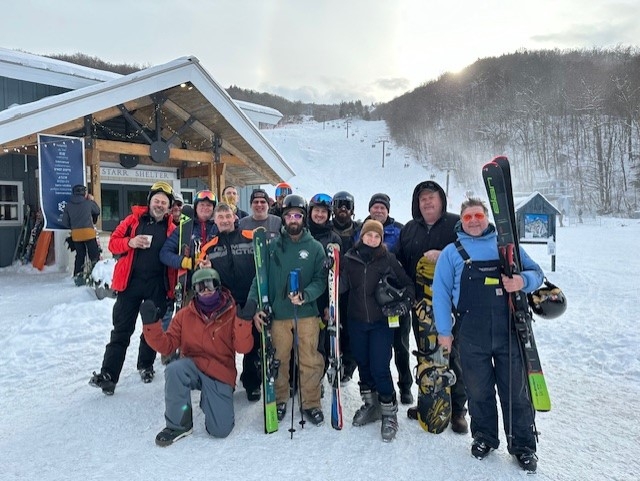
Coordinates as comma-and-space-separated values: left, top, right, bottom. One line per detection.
88, 147, 103, 230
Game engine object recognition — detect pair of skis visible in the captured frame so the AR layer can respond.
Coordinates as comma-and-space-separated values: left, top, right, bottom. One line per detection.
482, 156, 551, 413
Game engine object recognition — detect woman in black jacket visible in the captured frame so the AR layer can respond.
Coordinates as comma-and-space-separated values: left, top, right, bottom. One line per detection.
341, 219, 415, 442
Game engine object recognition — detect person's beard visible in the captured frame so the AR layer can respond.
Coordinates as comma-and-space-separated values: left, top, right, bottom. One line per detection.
150, 205, 167, 221
286, 221, 303, 236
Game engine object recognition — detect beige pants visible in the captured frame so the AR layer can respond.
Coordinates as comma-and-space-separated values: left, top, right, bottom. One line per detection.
271, 316, 324, 409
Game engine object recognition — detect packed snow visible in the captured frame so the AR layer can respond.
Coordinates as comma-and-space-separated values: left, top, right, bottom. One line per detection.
1, 119, 638, 481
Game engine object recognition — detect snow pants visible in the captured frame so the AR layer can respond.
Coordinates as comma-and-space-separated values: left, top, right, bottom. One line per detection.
164, 357, 234, 438
271, 316, 324, 409
102, 276, 167, 383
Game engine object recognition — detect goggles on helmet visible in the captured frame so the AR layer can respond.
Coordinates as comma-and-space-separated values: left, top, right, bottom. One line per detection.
275, 186, 293, 198
194, 278, 220, 294
195, 190, 217, 203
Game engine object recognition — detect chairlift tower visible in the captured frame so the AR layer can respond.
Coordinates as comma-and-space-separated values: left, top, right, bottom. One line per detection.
373, 137, 390, 167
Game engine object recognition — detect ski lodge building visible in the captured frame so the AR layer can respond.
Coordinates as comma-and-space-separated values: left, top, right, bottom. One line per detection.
0, 48, 293, 268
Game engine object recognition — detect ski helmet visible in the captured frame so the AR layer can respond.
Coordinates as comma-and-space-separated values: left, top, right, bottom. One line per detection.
282, 194, 307, 223
193, 190, 217, 210
527, 278, 567, 319
375, 274, 407, 307
72, 184, 87, 196
332, 191, 355, 213
191, 268, 221, 294
308, 193, 333, 215
275, 182, 293, 198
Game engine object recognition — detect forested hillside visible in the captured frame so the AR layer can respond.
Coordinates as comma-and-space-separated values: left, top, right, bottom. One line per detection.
376, 48, 640, 216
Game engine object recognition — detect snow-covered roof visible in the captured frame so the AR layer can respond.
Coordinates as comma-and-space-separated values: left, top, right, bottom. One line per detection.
0, 54, 293, 185
0, 47, 120, 89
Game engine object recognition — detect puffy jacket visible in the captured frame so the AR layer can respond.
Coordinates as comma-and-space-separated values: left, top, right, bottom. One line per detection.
143, 287, 253, 387
108, 206, 177, 295
341, 244, 415, 323
248, 228, 327, 321
62, 194, 100, 242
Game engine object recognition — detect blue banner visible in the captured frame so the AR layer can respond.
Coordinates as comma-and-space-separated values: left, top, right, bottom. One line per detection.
38, 134, 85, 230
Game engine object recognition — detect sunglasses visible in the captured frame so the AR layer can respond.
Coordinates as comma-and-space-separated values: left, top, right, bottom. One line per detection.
284, 212, 304, 220
194, 278, 220, 294
462, 212, 487, 222
195, 190, 217, 203
275, 186, 292, 197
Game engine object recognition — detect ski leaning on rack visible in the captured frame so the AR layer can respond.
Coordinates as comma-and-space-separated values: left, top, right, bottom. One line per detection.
482, 155, 551, 412
253, 227, 279, 434
326, 243, 343, 430
413, 257, 456, 433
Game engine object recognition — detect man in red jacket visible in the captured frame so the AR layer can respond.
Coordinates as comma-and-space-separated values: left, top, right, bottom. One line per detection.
141, 268, 254, 446
89, 181, 177, 395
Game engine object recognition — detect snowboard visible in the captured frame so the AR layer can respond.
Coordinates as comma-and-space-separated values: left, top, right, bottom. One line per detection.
413, 257, 456, 434
253, 227, 280, 434
326, 243, 343, 430
482, 155, 551, 412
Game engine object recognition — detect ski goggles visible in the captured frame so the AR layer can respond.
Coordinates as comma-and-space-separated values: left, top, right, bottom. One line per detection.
310, 193, 332, 208
193, 278, 220, 294
461, 212, 487, 222
275, 186, 292, 197
333, 199, 354, 211
195, 190, 217, 203
150, 181, 173, 195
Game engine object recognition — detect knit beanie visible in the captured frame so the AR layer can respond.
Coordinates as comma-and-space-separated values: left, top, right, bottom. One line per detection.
369, 193, 390, 211
250, 188, 269, 203
361, 219, 384, 240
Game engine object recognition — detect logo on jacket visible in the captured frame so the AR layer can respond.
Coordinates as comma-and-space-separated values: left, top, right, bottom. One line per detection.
298, 250, 309, 260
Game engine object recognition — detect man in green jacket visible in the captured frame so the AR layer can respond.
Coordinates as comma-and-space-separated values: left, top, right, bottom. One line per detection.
246, 194, 327, 426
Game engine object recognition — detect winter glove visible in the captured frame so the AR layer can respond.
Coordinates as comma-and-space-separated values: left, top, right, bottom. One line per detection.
381, 300, 409, 318
181, 256, 193, 270
322, 257, 334, 271
140, 300, 160, 325
237, 299, 258, 321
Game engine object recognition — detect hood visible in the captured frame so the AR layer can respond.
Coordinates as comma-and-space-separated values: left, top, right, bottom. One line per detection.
411, 180, 448, 220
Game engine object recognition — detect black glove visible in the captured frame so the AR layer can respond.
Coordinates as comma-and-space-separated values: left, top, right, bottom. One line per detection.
382, 300, 409, 317
238, 298, 258, 321
322, 257, 334, 271
140, 300, 160, 325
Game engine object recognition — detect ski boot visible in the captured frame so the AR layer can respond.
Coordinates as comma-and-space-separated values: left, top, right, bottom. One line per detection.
89, 370, 116, 395
352, 388, 381, 426
380, 398, 399, 442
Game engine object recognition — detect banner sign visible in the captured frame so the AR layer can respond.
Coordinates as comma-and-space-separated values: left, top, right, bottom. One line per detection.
38, 134, 85, 230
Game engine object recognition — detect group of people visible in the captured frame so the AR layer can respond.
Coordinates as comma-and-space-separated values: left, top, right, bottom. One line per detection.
83, 178, 544, 473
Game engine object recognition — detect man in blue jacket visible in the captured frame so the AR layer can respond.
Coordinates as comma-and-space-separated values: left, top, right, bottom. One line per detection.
433, 197, 544, 473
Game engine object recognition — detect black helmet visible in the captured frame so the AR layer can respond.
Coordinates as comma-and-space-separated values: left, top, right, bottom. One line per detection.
332, 191, 355, 213
72, 184, 87, 196
375, 274, 406, 306
308, 193, 333, 215
282, 194, 307, 221
527, 278, 567, 319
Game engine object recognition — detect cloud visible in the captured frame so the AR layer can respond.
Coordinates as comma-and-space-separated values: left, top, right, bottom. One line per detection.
373, 78, 411, 91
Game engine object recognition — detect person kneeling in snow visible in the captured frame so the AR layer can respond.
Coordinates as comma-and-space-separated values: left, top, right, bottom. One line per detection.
141, 268, 254, 447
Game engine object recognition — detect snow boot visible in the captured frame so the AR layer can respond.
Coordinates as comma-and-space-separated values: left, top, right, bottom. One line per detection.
89, 370, 116, 395
380, 399, 399, 442
471, 439, 493, 460
139, 367, 155, 383
155, 426, 193, 447
450, 412, 469, 434
352, 388, 381, 427
276, 402, 287, 421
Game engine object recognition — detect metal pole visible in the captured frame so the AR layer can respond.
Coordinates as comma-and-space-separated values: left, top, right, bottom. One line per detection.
382, 141, 385, 168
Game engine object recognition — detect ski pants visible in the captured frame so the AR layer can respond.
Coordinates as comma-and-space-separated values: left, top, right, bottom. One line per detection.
240, 324, 262, 391
456, 257, 536, 454
271, 316, 324, 409
164, 357, 235, 438
73, 238, 100, 276
349, 319, 395, 400
101, 276, 167, 383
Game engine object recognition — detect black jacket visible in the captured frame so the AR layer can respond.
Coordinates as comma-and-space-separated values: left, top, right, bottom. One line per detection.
396, 181, 460, 282
341, 244, 415, 323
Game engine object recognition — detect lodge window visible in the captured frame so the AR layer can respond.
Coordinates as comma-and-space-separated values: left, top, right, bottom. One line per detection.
0, 182, 23, 226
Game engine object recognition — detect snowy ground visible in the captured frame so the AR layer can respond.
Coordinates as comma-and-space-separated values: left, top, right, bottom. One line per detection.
1, 119, 639, 481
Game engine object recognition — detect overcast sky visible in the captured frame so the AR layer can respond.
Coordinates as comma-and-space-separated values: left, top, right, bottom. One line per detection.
3, 0, 639, 104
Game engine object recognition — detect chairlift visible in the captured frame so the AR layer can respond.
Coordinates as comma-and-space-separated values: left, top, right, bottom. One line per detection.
372, 144, 376, 148
386, 152, 391, 157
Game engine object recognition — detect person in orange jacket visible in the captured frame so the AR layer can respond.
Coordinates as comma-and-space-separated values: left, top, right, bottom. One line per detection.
141, 268, 254, 446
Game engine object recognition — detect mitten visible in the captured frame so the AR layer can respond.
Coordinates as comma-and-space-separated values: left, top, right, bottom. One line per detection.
140, 300, 160, 325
